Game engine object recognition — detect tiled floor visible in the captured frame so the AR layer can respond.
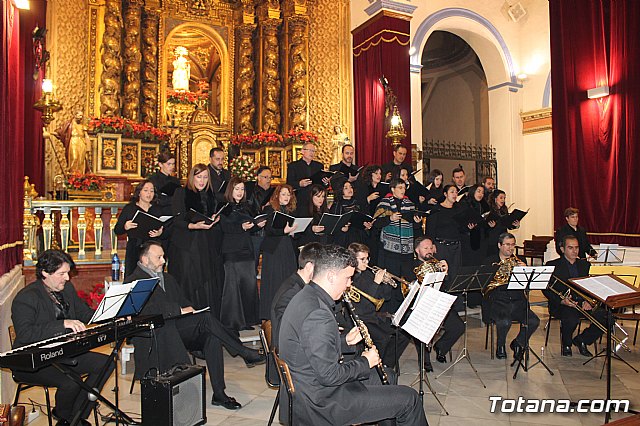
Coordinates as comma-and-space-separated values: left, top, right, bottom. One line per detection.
19, 311, 640, 425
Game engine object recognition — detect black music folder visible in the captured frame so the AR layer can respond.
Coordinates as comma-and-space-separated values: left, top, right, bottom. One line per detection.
129, 211, 172, 239
318, 212, 353, 235
90, 277, 159, 324
271, 211, 312, 235
310, 170, 337, 185
454, 206, 484, 227
159, 181, 181, 197
484, 208, 528, 227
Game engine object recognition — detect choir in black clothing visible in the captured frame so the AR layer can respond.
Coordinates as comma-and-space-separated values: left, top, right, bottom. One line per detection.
486, 189, 520, 256
114, 179, 164, 278
208, 147, 232, 202
148, 151, 180, 216
425, 169, 445, 206
452, 166, 469, 198
286, 142, 326, 214
294, 184, 329, 247
328, 180, 372, 247
329, 143, 359, 186
382, 144, 413, 182
219, 177, 265, 331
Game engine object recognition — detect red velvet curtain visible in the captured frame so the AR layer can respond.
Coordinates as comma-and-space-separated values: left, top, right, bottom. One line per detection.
550, 0, 640, 245
1, 1, 26, 274
353, 14, 411, 168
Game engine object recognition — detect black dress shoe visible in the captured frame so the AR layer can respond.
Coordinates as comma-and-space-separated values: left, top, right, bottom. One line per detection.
510, 340, 524, 361
435, 348, 447, 363
243, 349, 266, 368
573, 338, 593, 357
212, 394, 242, 410
561, 345, 573, 356
424, 361, 434, 372
496, 345, 507, 359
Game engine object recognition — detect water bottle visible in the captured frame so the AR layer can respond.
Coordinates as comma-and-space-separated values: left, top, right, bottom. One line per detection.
111, 254, 120, 281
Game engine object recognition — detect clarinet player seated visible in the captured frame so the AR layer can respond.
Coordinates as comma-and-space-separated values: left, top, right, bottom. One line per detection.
278, 244, 427, 426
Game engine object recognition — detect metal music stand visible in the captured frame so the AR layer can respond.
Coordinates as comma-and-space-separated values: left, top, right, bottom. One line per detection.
395, 277, 449, 416
507, 266, 555, 380
434, 264, 498, 386
593, 245, 626, 265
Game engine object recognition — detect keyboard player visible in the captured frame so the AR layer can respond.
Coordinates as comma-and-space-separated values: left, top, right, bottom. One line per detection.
10, 250, 114, 426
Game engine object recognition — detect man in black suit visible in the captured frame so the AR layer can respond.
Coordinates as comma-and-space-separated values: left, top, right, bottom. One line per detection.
278, 245, 427, 426
452, 166, 469, 198
545, 235, 605, 356
382, 144, 413, 182
11, 250, 114, 426
554, 207, 597, 259
286, 142, 327, 213
248, 166, 273, 266
329, 144, 359, 186
208, 147, 231, 202
126, 241, 265, 410
484, 232, 539, 360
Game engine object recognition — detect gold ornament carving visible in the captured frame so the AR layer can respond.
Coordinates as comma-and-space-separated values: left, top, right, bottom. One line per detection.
260, 23, 281, 133
100, 0, 123, 117
121, 142, 139, 174
236, 25, 256, 135
123, 3, 142, 121
288, 18, 308, 130
141, 12, 159, 125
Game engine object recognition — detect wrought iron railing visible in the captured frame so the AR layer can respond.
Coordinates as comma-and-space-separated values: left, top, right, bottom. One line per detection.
422, 139, 498, 184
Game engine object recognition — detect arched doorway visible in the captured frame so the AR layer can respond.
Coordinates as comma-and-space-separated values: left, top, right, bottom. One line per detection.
420, 30, 489, 184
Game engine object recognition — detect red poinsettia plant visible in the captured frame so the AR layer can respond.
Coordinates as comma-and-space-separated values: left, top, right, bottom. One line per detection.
167, 90, 208, 106
230, 134, 254, 147
66, 172, 105, 191
252, 132, 285, 147
283, 129, 319, 145
88, 116, 169, 144
77, 282, 105, 309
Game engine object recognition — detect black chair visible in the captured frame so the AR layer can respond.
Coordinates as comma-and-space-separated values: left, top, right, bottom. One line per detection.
9, 325, 53, 426
259, 320, 280, 426
273, 350, 295, 426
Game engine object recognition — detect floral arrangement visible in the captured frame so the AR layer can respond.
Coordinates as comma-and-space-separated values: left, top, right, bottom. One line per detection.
253, 131, 285, 147
142, 156, 159, 178
230, 134, 254, 147
88, 116, 169, 145
229, 155, 259, 180
66, 172, 105, 191
77, 282, 105, 309
283, 129, 319, 145
167, 90, 208, 106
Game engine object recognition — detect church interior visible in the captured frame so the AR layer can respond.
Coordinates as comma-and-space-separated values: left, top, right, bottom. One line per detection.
2, 0, 640, 424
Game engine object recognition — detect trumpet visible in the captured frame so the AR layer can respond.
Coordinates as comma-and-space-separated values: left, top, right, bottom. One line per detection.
346, 285, 385, 311
547, 276, 630, 352
366, 265, 397, 288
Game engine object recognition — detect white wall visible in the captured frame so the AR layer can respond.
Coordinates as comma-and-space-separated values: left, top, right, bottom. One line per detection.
350, 0, 554, 240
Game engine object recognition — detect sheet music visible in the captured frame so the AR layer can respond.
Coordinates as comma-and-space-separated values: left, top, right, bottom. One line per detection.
507, 266, 554, 290
422, 271, 447, 292
392, 281, 419, 327
573, 275, 636, 301
401, 287, 457, 344
90, 282, 136, 323
290, 217, 313, 235
596, 244, 620, 262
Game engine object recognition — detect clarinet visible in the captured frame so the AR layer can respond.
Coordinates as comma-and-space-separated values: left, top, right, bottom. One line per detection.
341, 293, 390, 385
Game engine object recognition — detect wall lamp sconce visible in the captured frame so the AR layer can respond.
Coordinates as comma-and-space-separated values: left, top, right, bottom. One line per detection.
386, 105, 406, 148
34, 79, 63, 126
587, 85, 609, 99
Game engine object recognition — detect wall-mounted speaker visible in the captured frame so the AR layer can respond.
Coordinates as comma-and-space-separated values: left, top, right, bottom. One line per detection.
141, 365, 207, 426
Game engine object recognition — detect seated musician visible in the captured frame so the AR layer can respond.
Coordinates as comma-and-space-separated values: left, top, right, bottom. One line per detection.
484, 232, 540, 360
125, 241, 265, 410
544, 235, 605, 356
411, 237, 464, 370
278, 244, 427, 426
347, 243, 411, 371
10, 250, 114, 426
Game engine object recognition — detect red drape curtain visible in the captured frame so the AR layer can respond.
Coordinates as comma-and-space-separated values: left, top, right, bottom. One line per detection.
550, 0, 640, 245
353, 14, 411, 168
1, 1, 26, 274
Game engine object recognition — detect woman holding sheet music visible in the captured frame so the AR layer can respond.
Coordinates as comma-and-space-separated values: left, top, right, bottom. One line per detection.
460, 184, 491, 267
295, 184, 329, 247
328, 181, 371, 247
260, 185, 299, 320
219, 177, 264, 331
114, 179, 164, 278
169, 164, 223, 314
425, 169, 445, 206
356, 165, 386, 262
485, 189, 520, 257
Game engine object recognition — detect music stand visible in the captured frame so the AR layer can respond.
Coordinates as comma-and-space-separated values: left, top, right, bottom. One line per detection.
435, 264, 497, 386
593, 244, 626, 265
394, 276, 449, 415
65, 277, 158, 426
507, 266, 555, 380
569, 274, 640, 424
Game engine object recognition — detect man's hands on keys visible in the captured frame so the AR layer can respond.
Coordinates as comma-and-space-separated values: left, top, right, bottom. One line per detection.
363, 346, 381, 368
345, 326, 363, 345
64, 319, 87, 333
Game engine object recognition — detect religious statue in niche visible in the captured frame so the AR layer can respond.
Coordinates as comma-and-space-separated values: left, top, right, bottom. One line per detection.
331, 125, 349, 165
55, 111, 91, 174
172, 46, 191, 92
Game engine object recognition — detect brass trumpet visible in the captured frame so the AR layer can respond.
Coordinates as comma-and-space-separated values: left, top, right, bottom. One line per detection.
546, 276, 630, 352
346, 285, 385, 311
366, 265, 398, 288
